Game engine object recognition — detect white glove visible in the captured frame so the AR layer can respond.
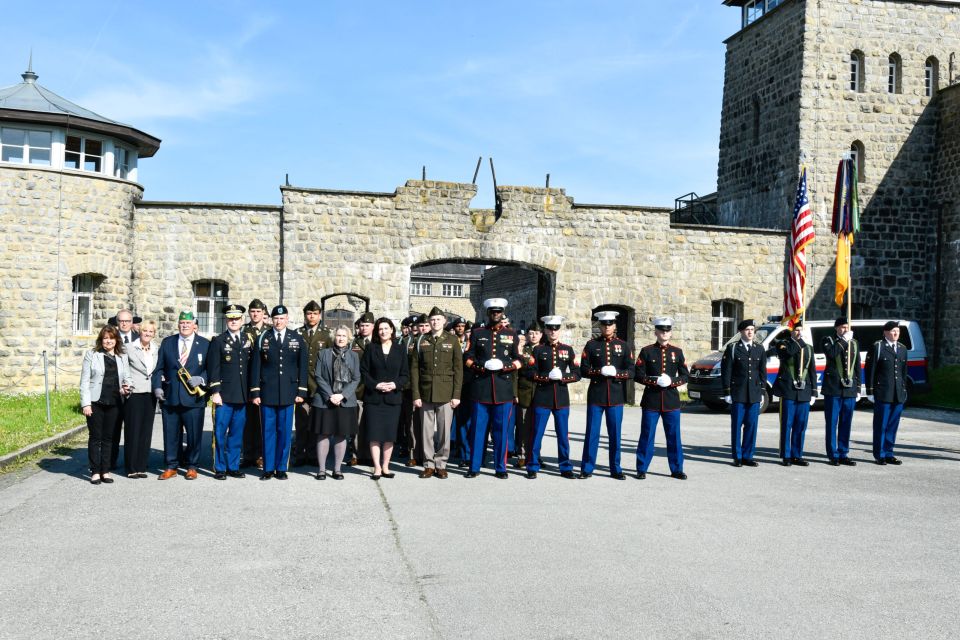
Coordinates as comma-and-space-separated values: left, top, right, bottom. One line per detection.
843, 331, 854, 341
867, 394, 875, 403
723, 395, 732, 404
484, 359, 504, 371
600, 365, 617, 377
809, 396, 816, 405
548, 367, 562, 381
656, 373, 671, 388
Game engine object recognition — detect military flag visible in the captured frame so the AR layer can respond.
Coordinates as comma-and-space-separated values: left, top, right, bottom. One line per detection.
784, 166, 814, 327
831, 155, 860, 313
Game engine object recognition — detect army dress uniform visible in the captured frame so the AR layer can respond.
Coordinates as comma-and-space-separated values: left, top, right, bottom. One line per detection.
514, 331, 539, 467
453, 322, 474, 467
720, 320, 767, 465
820, 318, 861, 465
865, 322, 908, 464
463, 298, 522, 477
250, 306, 309, 478
525, 316, 580, 477
349, 312, 375, 465
206, 304, 254, 476
634, 317, 689, 479
410, 309, 463, 475
293, 304, 332, 466
241, 298, 271, 468
767, 326, 817, 465
579, 311, 636, 478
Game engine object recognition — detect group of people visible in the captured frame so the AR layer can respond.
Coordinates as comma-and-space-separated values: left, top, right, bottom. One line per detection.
78, 298, 910, 485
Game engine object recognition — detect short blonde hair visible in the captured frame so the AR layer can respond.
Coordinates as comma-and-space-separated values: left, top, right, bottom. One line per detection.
334, 325, 353, 341
139, 320, 157, 333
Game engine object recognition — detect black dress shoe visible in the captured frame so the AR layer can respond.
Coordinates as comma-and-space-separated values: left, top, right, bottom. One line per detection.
90, 477, 101, 485
671, 472, 688, 480
315, 472, 326, 480
372, 474, 381, 481
875, 458, 887, 465
578, 472, 592, 479
464, 471, 478, 478
457, 460, 468, 469
732, 459, 743, 467
260, 472, 273, 481
214, 472, 227, 480
611, 472, 626, 480
275, 471, 288, 480
742, 460, 758, 467
792, 458, 809, 467
828, 458, 840, 466
331, 472, 345, 480
526, 471, 537, 479
227, 470, 246, 478
494, 471, 509, 479
781, 459, 792, 467
839, 457, 856, 466
885, 456, 902, 465
560, 470, 575, 479
101, 476, 114, 484
636, 471, 646, 480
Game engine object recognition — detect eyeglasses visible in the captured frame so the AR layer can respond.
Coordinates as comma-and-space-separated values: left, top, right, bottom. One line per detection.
117, 319, 133, 324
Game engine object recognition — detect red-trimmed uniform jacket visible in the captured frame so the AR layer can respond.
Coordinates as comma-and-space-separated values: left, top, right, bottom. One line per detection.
579, 335, 635, 407
527, 341, 581, 409
463, 323, 521, 405
635, 342, 689, 412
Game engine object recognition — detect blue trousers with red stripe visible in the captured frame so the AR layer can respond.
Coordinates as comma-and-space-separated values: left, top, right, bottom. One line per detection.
636, 409, 683, 474
470, 402, 512, 473
528, 406, 572, 473
581, 404, 623, 475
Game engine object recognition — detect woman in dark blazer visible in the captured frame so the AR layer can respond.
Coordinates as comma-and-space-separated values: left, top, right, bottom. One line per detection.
360, 318, 409, 479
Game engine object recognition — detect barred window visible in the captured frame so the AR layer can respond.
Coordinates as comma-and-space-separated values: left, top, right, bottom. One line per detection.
193, 280, 229, 335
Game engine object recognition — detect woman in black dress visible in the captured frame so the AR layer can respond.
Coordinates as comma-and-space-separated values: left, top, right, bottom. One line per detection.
360, 318, 409, 479
312, 326, 361, 480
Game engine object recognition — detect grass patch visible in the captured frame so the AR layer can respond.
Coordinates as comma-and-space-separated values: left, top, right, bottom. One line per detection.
911, 366, 960, 410
0, 390, 85, 457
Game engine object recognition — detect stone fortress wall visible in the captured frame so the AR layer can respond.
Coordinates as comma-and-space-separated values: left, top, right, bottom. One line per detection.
933, 82, 960, 366
717, 0, 960, 363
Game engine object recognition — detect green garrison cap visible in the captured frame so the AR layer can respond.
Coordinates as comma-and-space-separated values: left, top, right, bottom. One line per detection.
178, 310, 195, 321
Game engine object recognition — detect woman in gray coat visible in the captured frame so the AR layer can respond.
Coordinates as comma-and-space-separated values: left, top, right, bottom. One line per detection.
80, 325, 132, 484
311, 325, 361, 480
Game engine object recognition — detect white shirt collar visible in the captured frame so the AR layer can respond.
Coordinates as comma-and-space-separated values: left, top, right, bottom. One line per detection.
740, 338, 751, 348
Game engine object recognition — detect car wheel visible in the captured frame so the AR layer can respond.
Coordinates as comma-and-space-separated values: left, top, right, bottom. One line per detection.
759, 388, 770, 413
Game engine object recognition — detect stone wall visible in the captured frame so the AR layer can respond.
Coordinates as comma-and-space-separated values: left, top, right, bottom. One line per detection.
933, 83, 960, 366
0, 165, 142, 392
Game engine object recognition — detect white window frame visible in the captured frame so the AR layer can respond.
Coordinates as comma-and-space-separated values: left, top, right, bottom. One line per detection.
0, 126, 53, 166
925, 58, 938, 98
72, 274, 95, 335
849, 53, 862, 92
441, 283, 464, 297
193, 280, 229, 335
64, 134, 104, 173
410, 282, 432, 296
711, 300, 741, 351
888, 54, 901, 94
113, 145, 131, 179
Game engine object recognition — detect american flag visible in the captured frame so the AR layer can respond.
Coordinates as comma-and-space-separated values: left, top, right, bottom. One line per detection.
784, 166, 815, 326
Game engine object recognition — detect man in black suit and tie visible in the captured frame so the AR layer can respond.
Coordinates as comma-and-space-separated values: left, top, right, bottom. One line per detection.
153, 310, 210, 480
207, 304, 253, 479
721, 319, 767, 467
107, 309, 141, 470
865, 321, 909, 465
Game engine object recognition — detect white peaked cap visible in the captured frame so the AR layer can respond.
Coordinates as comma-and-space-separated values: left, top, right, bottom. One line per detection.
594, 310, 619, 322
653, 316, 674, 328
483, 298, 508, 310
540, 315, 564, 326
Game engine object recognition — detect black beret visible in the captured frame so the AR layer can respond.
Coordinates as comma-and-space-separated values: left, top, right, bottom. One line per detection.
270, 305, 289, 317
737, 319, 755, 331
883, 320, 899, 331
834, 317, 849, 327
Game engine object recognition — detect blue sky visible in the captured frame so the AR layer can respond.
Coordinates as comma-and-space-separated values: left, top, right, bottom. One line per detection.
2, 1, 735, 208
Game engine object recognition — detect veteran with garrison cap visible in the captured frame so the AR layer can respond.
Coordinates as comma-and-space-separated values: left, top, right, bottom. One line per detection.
634, 316, 689, 480
206, 303, 253, 479
865, 320, 908, 466
411, 306, 463, 478
463, 298, 522, 479
524, 315, 580, 479
767, 320, 817, 467
293, 300, 332, 467
250, 305, 309, 480
721, 319, 766, 467
820, 316, 861, 466
579, 310, 635, 479
242, 298, 270, 469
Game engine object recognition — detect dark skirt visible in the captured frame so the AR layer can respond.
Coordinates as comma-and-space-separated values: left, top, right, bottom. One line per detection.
313, 405, 358, 438
364, 403, 401, 443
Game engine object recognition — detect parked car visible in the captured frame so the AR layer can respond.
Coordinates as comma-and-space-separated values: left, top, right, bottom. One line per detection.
687, 318, 930, 412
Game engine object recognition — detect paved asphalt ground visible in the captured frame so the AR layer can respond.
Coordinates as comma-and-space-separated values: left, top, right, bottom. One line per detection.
1, 403, 958, 639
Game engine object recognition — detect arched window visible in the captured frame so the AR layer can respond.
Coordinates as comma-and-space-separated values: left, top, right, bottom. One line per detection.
849, 50, 865, 92
925, 57, 940, 97
850, 140, 865, 181
752, 96, 761, 144
888, 53, 902, 94
193, 280, 229, 335
711, 299, 743, 350
72, 274, 104, 335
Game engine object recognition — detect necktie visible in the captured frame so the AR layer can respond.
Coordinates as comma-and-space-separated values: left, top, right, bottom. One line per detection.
124, 334, 129, 344
179, 339, 189, 366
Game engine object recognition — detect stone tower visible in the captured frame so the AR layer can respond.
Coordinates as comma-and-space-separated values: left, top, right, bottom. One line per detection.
716, 0, 959, 353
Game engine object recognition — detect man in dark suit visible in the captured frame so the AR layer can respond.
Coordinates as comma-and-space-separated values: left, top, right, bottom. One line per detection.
241, 299, 270, 469
721, 319, 766, 467
767, 321, 818, 467
865, 321, 908, 465
250, 305, 309, 480
820, 316, 861, 466
153, 310, 210, 480
107, 309, 141, 470
293, 300, 332, 466
207, 304, 253, 479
